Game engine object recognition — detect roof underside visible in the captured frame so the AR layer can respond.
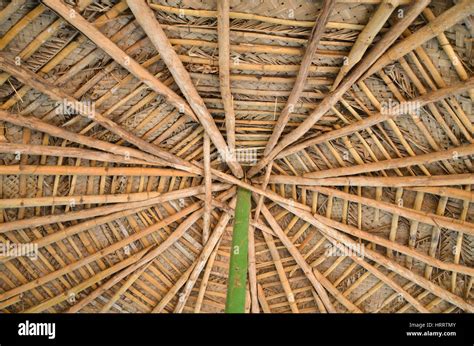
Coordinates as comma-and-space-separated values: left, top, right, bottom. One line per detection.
0, 0, 473, 313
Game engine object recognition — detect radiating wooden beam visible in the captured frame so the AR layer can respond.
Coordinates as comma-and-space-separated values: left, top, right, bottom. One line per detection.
259, 173, 474, 188
363, 0, 474, 78
258, 202, 355, 313
263, 0, 335, 155
332, 0, 399, 89
0, 54, 200, 174
41, 0, 198, 122
0, 165, 196, 177
126, 0, 243, 178
307, 186, 474, 236
279, 78, 474, 158
0, 110, 165, 166
247, 0, 430, 177
217, 0, 236, 151
278, 202, 474, 312
303, 143, 474, 179
0, 189, 190, 209
0, 184, 229, 234
66, 208, 205, 313
0, 142, 151, 165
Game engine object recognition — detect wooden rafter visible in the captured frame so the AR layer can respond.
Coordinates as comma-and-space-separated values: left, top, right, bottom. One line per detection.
332, 0, 400, 89
247, 0, 431, 177
263, 0, 336, 155
126, 0, 243, 178
364, 0, 474, 78
217, 0, 236, 152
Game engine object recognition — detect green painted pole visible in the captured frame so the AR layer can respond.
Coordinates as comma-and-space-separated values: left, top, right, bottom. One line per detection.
225, 187, 251, 313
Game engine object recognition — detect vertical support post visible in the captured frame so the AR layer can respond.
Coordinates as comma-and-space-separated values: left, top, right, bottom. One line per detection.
225, 187, 251, 313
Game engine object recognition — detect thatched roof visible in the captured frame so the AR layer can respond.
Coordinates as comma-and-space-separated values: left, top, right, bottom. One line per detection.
0, 0, 472, 313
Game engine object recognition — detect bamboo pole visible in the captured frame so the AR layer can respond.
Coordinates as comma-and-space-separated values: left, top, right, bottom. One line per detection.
0, 4, 45, 50
303, 143, 474, 178
0, 0, 27, 25
177, 55, 339, 74
126, 0, 243, 178
166, 38, 347, 58
0, 189, 189, 209
247, 0, 430, 177
263, 0, 335, 156
409, 186, 474, 203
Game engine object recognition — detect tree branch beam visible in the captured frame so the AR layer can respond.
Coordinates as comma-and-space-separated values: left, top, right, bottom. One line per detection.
247, 0, 430, 177
126, 0, 243, 178
263, 0, 336, 155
